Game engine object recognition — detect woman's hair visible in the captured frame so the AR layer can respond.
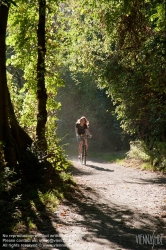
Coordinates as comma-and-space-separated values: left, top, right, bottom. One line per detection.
76, 116, 89, 126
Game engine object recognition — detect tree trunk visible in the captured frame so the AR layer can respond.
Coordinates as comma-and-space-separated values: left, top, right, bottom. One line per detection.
0, 3, 16, 167
36, 0, 47, 152
7, 87, 33, 150
0, 3, 32, 170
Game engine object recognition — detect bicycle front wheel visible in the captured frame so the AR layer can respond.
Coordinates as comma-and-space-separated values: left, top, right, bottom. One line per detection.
81, 145, 86, 165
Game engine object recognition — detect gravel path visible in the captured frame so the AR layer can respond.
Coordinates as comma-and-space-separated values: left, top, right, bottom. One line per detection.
51, 157, 166, 250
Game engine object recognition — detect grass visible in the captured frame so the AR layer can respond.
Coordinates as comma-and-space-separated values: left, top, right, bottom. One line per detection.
88, 150, 127, 164
124, 141, 157, 171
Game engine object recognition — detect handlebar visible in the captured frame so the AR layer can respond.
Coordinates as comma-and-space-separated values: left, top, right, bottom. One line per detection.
77, 134, 92, 139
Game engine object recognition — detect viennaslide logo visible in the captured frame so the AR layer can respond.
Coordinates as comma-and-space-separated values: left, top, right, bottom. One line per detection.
136, 231, 164, 249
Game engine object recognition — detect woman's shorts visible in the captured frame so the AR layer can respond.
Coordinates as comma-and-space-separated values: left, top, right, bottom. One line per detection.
76, 134, 86, 142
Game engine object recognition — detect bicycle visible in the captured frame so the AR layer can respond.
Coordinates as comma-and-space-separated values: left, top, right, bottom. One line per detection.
79, 134, 91, 165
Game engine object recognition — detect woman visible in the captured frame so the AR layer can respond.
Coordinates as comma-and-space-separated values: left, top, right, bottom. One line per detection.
75, 116, 92, 158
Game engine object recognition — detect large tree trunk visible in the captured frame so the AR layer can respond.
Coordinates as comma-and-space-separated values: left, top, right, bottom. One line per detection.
0, 3, 32, 170
36, 0, 47, 152
8, 87, 33, 150
0, 3, 16, 167
0, 5, 5, 156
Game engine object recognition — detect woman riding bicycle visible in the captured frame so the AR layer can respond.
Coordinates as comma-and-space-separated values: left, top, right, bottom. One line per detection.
75, 116, 92, 158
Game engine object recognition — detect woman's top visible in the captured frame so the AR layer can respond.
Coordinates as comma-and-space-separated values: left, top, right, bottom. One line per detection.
76, 123, 88, 135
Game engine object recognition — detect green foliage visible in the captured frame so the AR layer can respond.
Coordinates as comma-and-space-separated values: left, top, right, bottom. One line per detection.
0, 167, 20, 193
6, 0, 69, 171
126, 140, 166, 172
127, 141, 150, 162
58, 0, 166, 168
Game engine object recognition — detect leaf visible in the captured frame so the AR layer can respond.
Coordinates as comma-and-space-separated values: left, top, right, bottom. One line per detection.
60, 211, 66, 216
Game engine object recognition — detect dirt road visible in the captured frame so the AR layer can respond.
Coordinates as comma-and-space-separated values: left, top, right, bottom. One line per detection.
52, 157, 166, 250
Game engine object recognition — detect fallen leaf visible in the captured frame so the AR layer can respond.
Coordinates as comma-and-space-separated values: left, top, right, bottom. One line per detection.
61, 211, 66, 216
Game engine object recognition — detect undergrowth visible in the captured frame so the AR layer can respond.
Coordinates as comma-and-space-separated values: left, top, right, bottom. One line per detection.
126, 141, 166, 173
0, 152, 76, 236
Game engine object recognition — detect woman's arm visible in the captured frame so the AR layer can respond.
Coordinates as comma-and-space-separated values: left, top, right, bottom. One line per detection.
75, 127, 79, 136
85, 128, 92, 137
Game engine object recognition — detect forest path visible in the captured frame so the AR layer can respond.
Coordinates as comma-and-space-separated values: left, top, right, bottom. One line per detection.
51, 157, 166, 250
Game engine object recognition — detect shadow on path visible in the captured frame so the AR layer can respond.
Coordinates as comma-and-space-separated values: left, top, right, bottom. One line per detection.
138, 176, 166, 185
52, 170, 166, 250
87, 164, 114, 172
124, 176, 166, 186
